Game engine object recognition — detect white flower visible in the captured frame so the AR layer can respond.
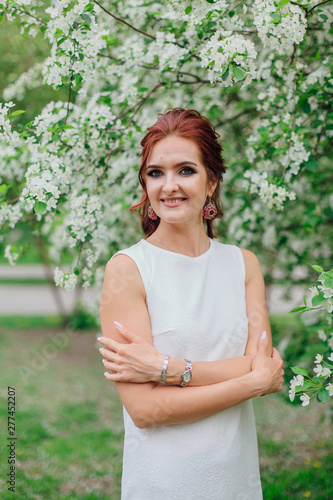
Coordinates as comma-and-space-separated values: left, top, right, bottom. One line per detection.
300, 393, 310, 406
325, 383, 333, 396
313, 364, 323, 376
328, 353, 333, 362
289, 389, 295, 402
318, 329, 327, 341
321, 367, 331, 379
315, 354, 323, 364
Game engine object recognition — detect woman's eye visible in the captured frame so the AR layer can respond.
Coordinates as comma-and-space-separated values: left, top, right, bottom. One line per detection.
147, 167, 195, 177
181, 167, 195, 175
147, 170, 162, 177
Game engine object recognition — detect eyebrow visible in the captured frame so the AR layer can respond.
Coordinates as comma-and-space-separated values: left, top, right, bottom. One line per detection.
146, 161, 198, 170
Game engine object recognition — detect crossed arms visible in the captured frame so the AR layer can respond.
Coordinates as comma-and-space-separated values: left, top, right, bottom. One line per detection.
99, 249, 284, 429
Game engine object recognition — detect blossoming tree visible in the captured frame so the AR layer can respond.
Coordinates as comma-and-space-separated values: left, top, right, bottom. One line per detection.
0, 0, 332, 403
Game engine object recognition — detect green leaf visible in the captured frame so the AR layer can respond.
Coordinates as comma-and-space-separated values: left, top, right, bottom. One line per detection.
11, 110, 26, 117
294, 381, 313, 392
81, 13, 91, 24
301, 99, 311, 114
206, 0, 216, 3
185, 6, 192, 14
289, 306, 307, 313
73, 267, 81, 276
312, 265, 323, 273
34, 201, 47, 215
222, 67, 229, 81
291, 366, 309, 377
324, 277, 333, 288
319, 14, 328, 21
303, 156, 317, 172
317, 388, 329, 403
19, 200, 28, 210
57, 37, 66, 47
278, 0, 290, 6
232, 66, 245, 81
311, 294, 326, 307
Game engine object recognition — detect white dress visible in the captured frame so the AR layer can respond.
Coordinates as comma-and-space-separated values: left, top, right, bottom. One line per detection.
110, 237, 263, 500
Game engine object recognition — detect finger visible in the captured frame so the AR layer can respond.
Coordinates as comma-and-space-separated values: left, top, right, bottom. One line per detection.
102, 359, 120, 371
100, 347, 119, 362
113, 322, 145, 344
99, 346, 120, 362
97, 336, 120, 351
257, 331, 268, 354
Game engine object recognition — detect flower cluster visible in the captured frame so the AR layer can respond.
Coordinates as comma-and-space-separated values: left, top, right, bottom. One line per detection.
200, 31, 257, 86
289, 266, 333, 406
252, 0, 307, 52
243, 170, 296, 210
0, 0, 331, 297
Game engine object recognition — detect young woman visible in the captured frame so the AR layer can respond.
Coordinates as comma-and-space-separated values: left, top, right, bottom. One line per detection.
98, 108, 284, 499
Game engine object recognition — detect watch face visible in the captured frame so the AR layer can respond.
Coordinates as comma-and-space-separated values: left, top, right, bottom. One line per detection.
183, 371, 192, 383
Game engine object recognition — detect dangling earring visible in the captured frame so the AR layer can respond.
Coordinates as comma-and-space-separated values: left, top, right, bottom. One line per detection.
148, 205, 158, 220
203, 198, 217, 220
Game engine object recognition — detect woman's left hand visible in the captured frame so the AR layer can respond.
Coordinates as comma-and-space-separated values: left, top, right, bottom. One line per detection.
98, 324, 164, 383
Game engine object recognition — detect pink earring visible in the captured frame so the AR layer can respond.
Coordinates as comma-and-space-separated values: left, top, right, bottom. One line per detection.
148, 205, 158, 220
203, 200, 217, 219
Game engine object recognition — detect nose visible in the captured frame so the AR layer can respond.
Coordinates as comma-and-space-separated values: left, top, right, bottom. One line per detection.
162, 172, 180, 195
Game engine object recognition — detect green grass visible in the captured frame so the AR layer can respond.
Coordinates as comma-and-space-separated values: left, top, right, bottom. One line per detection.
0, 319, 332, 499
0, 315, 62, 330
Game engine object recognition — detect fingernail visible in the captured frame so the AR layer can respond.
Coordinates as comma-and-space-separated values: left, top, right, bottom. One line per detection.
104, 372, 108, 377
102, 359, 106, 363
114, 320, 123, 329
97, 337, 102, 341
99, 347, 103, 352
261, 331, 267, 340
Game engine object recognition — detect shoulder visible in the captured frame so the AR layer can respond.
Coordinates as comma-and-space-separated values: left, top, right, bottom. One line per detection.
239, 248, 263, 285
104, 252, 146, 300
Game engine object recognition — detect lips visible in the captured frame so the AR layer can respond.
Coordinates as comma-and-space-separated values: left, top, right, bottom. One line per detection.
160, 198, 187, 208
161, 198, 187, 202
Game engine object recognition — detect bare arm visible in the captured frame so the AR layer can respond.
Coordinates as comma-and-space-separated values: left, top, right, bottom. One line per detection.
99, 255, 283, 429
241, 248, 273, 357
99, 247, 270, 386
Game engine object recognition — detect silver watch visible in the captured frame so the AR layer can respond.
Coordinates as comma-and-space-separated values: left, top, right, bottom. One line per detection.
180, 359, 192, 386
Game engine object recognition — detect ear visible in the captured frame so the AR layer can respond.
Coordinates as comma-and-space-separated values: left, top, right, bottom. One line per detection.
208, 179, 218, 198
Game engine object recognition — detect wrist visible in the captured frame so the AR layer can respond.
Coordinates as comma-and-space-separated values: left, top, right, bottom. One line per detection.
238, 371, 263, 398
165, 358, 186, 385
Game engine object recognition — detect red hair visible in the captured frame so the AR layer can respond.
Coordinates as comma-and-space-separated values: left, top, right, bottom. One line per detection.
130, 108, 227, 238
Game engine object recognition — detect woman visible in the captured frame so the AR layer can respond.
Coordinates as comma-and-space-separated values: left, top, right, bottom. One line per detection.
98, 108, 284, 500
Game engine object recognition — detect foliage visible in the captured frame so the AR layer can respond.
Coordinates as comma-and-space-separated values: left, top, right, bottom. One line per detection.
289, 265, 333, 406
0, 0, 332, 291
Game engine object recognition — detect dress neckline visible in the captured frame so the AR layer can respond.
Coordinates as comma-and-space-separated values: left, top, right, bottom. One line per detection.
141, 237, 214, 261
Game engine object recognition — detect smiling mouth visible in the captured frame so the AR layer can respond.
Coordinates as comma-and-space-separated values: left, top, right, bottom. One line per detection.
161, 198, 187, 203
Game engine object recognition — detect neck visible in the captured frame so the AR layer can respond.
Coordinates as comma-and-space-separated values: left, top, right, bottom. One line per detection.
152, 222, 210, 257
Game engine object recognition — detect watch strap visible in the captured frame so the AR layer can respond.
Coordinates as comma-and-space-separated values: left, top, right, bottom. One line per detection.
160, 355, 170, 383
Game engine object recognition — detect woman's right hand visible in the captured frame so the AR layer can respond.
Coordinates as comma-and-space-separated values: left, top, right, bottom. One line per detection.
250, 332, 284, 397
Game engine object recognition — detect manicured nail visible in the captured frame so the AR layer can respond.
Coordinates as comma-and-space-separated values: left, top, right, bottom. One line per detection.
97, 337, 102, 341
102, 359, 106, 363
114, 320, 123, 329
104, 372, 109, 377
99, 347, 103, 352
261, 331, 267, 340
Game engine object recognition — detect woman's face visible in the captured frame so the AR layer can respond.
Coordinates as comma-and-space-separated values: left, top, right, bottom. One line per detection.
145, 135, 217, 225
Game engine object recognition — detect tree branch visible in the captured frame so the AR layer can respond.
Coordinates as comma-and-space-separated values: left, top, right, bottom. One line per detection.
93, 1, 156, 40
215, 107, 257, 127
307, 0, 331, 16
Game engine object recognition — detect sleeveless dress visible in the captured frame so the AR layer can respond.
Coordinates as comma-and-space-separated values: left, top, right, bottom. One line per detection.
110, 237, 263, 500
